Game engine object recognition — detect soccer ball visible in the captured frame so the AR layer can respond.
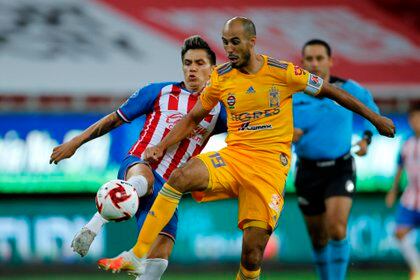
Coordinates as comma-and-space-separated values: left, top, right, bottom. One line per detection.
95, 179, 139, 222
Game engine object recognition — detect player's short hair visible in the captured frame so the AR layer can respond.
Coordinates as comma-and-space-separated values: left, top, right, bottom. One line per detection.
302, 39, 332, 57
181, 35, 216, 65
225, 17, 256, 38
409, 102, 420, 115
239, 17, 256, 38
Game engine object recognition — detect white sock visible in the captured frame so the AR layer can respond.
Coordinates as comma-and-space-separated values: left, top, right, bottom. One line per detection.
398, 235, 420, 272
85, 212, 109, 235
137, 258, 168, 280
128, 175, 149, 197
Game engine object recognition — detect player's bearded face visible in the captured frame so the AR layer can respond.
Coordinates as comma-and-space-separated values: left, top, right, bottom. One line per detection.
302, 45, 332, 79
182, 49, 213, 92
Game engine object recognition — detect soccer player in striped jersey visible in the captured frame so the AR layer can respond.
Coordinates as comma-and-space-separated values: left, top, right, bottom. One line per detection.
49, 35, 226, 279
386, 104, 420, 280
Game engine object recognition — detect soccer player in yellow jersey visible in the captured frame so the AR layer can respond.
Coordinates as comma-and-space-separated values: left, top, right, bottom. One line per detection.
133, 17, 395, 279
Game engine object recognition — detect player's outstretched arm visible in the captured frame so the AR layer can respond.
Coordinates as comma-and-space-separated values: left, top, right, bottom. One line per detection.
49, 112, 124, 164
144, 100, 211, 162
318, 83, 395, 138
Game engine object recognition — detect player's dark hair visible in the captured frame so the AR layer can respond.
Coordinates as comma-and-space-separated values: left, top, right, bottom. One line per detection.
181, 35, 216, 65
409, 102, 420, 115
302, 39, 332, 57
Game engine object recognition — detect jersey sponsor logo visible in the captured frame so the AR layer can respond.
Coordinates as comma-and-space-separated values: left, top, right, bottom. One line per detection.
268, 86, 280, 108
238, 122, 272, 131
209, 152, 226, 168
166, 112, 184, 127
269, 194, 282, 213
280, 154, 288, 166
166, 112, 209, 141
246, 86, 256, 94
231, 107, 280, 122
227, 94, 236, 109
294, 65, 305, 76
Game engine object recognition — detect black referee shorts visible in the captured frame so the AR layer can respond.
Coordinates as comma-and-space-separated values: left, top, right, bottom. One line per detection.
294, 153, 356, 216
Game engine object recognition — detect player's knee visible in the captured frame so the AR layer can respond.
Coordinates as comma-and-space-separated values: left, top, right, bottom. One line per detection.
309, 234, 329, 249
327, 222, 347, 240
167, 167, 190, 193
242, 249, 263, 271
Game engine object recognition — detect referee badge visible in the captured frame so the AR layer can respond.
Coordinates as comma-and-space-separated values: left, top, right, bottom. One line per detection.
280, 154, 288, 166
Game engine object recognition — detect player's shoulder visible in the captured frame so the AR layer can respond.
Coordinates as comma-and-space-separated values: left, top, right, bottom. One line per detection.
337, 77, 367, 93
142, 81, 178, 91
266, 56, 289, 70
216, 62, 234, 76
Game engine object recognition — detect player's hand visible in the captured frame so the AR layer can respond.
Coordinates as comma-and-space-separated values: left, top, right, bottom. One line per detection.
143, 145, 165, 163
292, 128, 304, 143
385, 189, 397, 208
49, 139, 80, 164
373, 116, 395, 138
355, 139, 368, 156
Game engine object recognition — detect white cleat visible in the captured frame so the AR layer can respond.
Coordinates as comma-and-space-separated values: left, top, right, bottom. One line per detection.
71, 227, 96, 257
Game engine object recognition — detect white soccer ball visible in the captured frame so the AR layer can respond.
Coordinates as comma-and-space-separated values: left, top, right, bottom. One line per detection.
95, 179, 139, 222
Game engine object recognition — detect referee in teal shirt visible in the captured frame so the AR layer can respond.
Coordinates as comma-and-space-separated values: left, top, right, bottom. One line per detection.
293, 39, 379, 280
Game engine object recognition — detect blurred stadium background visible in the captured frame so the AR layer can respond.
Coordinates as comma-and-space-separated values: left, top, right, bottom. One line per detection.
0, 0, 419, 279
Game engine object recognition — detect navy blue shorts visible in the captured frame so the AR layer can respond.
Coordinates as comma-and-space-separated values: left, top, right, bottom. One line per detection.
117, 155, 178, 241
395, 203, 420, 229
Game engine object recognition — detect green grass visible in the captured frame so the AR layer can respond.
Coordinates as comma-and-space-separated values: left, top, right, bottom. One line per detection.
1, 270, 408, 280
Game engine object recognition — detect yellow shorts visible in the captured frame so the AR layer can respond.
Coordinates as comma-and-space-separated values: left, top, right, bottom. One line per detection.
192, 147, 289, 231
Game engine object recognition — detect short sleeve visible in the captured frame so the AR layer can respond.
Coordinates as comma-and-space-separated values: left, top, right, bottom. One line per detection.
287, 63, 323, 96
200, 70, 221, 111
117, 83, 164, 122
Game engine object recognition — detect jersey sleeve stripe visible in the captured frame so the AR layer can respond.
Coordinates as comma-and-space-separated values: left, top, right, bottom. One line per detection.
217, 63, 233, 75
116, 108, 130, 123
267, 58, 288, 69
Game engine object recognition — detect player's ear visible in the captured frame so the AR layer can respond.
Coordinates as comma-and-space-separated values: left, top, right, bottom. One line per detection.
249, 36, 256, 48
329, 56, 333, 68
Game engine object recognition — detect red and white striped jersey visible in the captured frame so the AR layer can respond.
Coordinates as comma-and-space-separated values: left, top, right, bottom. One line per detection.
116, 82, 226, 180
400, 136, 420, 210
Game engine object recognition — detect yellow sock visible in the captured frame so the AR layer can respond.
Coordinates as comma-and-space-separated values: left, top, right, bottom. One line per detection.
236, 264, 261, 280
132, 183, 182, 258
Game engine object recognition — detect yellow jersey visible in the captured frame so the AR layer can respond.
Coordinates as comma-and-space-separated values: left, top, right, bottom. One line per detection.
200, 55, 323, 157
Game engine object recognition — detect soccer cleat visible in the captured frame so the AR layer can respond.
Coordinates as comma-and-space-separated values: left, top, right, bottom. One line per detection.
97, 250, 145, 275
71, 227, 96, 257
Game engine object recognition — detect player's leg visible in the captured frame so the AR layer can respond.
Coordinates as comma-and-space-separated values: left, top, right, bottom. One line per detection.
236, 225, 271, 280
323, 157, 356, 280
234, 150, 289, 279
132, 157, 209, 259
394, 204, 420, 277
295, 161, 329, 280
302, 214, 329, 280
72, 156, 154, 257
136, 235, 174, 280
324, 196, 352, 280
98, 166, 177, 278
